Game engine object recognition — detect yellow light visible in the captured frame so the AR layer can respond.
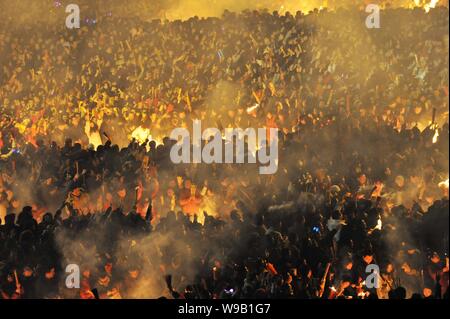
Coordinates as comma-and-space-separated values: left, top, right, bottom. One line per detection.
131, 126, 163, 150
438, 178, 449, 189
432, 128, 439, 143
424, 0, 440, 12
131, 126, 151, 144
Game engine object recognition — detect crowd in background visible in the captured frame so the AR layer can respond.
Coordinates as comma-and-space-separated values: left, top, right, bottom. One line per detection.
0, 6, 449, 299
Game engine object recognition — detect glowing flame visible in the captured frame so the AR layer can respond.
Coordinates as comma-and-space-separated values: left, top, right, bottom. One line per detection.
131, 126, 163, 148
131, 126, 151, 144
375, 218, 382, 230
424, 0, 440, 12
438, 178, 449, 189
246, 103, 260, 114
413, 0, 441, 12
432, 128, 439, 143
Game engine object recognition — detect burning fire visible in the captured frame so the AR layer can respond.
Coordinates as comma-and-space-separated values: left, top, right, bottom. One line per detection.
424, 0, 440, 12
439, 178, 449, 198
358, 291, 369, 299
414, 0, 441, 12
438, 178, 449, 189
131, 126, 151, 144
131, 126, 163, 148
432, 128, 439, 143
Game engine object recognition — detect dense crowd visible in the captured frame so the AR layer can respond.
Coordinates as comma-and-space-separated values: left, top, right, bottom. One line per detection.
0, 6, 449, 299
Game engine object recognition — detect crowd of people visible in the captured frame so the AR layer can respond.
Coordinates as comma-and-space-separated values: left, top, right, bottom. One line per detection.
0, 5, 449, 299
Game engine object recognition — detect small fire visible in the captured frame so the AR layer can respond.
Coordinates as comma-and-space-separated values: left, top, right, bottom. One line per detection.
375, 218, 382, 231
432, 128, 439, 143
413, 0, 441, 12
131, 126, 163, 148
438, 178, 449, 189
131, 126, 151, 144
246, 103, 260, 114
358, 291, 368, 299
424, 0, 440, 12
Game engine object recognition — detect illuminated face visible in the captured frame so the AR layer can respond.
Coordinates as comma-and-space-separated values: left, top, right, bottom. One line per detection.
358, 174, 367, 185
12, 200, 20, 209
99, 276, 110, 287
129, 270, 139, 279
401, 262, 410, 273
363, 255, 373, 264
45, 268, 56, 279
410, 175, 420, 185
72, 116, 80, 126
117, 189, 126, 199
423, 288, 433, 298
73, 188, 81, 197
395, 176, 405, 188
386, 264, 394, 273
425, 195, 434, 204
431, 254, 440, 264
23, 268, 33, 277
105, 263, 113, 274
414, 106, 422, 115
